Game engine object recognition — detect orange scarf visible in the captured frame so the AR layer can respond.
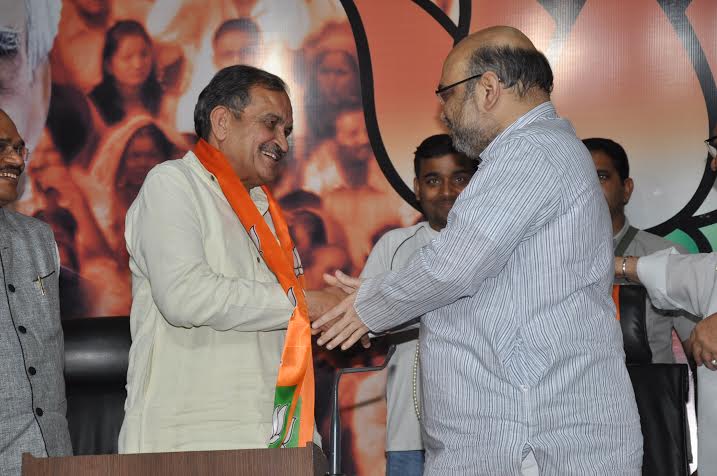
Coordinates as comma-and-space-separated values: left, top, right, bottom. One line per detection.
194, 139, 314, 448
612, 285, 621, 321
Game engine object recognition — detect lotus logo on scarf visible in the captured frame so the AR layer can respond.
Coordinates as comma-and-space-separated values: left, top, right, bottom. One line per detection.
287, 287, 297, 307
269, 404, 296, 448
249, 226, 262, 254
292, 247, 304, 277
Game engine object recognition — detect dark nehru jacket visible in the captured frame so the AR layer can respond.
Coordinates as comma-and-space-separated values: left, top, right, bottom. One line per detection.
0, 208, 72, 476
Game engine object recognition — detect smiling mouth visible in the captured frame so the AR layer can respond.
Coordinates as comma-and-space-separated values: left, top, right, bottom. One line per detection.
0, 171, 20, 181
261, 150, 283, 162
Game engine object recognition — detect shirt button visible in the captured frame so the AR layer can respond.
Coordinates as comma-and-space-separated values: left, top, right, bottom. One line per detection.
35, 408, 43, 417
7, 284, 15, 292
28, 366, 36, 375
18, 326, 27, 334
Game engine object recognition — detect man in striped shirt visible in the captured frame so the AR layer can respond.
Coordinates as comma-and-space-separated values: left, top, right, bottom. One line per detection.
315, 26, 643, 474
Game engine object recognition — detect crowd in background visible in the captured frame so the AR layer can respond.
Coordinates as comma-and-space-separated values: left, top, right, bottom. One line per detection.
18, 0, 418, 321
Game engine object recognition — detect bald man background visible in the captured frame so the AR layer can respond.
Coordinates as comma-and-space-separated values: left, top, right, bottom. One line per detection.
314, 27, 642, 474
0, 109, 72, 476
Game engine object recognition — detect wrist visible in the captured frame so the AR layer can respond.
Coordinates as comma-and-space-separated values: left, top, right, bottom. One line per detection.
621, 256, 631, 281
623, 256, 639, 282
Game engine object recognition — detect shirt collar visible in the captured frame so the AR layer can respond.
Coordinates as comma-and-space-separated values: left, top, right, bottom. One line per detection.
613, 218, 631, 245
188, 151, 270, 215
420, 221, 441, 237
480, 101, 556, 162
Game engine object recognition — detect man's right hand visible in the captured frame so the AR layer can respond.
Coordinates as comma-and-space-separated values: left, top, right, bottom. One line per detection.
688, 312, 717, 371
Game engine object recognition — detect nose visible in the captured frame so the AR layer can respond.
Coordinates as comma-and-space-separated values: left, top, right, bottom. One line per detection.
2, 148, 26, 170
439, 180, 457, 198
275, 130, 289, 153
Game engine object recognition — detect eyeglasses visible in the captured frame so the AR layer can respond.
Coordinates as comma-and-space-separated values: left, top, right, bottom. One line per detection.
705, 135, 717, 159
435, 73, 484, 102
0, 141, 28, 162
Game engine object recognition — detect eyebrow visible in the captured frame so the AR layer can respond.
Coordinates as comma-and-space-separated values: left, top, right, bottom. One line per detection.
261, 113, 285, 123
261, 113, 293, 133
0, 138, 24, 148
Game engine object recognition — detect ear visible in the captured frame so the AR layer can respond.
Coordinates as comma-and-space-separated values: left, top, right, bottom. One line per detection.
623, 177, 634, 204
413, 176, 421, 202
209, 106, 232, 142
474, 71, 502, 111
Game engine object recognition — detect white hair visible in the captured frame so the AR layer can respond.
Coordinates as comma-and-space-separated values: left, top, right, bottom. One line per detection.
25, 0, 62, 77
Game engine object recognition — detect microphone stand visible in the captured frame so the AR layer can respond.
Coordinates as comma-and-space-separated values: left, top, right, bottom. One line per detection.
328, 344, 396, 476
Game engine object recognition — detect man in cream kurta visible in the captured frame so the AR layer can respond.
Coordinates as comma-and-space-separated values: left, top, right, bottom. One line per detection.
119, 65, 325, 452
632, 250, 717, 475
120, 151, 295, 452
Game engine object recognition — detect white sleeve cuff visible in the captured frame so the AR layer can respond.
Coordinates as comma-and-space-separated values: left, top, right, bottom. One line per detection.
636, 247, 681, 310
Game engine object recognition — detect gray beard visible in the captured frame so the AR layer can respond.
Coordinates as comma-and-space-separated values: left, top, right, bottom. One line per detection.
449, 123, 495, 159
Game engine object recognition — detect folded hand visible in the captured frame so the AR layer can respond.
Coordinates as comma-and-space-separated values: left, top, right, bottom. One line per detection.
688, 312, 717, 371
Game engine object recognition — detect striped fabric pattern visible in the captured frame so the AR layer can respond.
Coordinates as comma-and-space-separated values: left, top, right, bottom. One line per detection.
355, 102, 643, 475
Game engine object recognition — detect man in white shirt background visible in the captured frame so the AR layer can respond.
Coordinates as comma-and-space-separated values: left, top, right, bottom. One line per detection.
360, 133, 476, 475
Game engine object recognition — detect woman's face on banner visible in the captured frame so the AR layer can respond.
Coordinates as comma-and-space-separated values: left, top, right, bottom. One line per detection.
107, 34, 153, 89
116, 126, 167, 206
317, 51, 358, 105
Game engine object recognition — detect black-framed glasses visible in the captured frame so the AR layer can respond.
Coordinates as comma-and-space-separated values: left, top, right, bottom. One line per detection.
0, 141, 28, 162
435, 73, 483, 102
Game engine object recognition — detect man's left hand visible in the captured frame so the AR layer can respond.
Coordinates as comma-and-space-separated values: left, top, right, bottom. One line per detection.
313, 291, 370, 351
323, 270, 361, 294
688, 312, 717, 371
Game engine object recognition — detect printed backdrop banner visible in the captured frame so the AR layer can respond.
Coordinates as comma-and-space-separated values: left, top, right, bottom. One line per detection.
1, 0, 715, 474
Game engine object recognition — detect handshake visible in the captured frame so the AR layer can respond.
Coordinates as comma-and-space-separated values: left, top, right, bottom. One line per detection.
306, 271, 371, 351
